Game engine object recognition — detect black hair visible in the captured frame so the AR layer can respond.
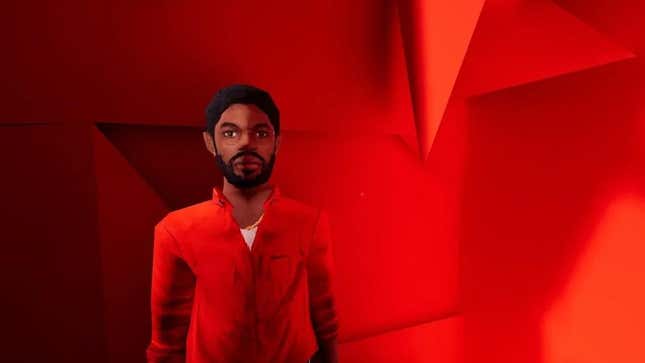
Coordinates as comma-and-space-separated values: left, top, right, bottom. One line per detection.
204, 84, 280, 137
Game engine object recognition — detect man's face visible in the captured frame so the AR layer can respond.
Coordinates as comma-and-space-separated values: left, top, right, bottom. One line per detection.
203, 103, 279, 189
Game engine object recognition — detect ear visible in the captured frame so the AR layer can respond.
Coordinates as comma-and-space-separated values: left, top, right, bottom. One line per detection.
274, 134, 281, 155
202, 131, 216, 156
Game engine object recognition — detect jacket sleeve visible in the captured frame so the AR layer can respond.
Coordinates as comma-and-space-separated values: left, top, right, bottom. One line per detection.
307, 209, 340, 351
146, 219, 196, 363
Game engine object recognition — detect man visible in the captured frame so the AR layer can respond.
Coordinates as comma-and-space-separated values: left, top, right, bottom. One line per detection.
146, 84, 340, 363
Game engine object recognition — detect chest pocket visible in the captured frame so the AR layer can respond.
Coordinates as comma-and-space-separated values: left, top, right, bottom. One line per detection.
257, 247, 306, 320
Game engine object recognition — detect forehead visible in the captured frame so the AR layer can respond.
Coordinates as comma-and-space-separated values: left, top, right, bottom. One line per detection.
217, 103, 271, 128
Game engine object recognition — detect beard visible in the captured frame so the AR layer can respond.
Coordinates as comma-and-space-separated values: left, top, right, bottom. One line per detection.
214, 148, 276, 189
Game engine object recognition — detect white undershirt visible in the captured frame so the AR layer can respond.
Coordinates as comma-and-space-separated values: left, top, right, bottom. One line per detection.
239, 226, 258, 250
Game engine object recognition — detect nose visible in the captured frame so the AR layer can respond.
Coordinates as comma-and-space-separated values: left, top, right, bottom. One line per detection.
238, 129, 256, 146
237, 137, 258, 156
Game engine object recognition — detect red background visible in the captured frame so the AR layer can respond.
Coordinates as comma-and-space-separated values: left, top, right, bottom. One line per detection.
2, 0, 644, 362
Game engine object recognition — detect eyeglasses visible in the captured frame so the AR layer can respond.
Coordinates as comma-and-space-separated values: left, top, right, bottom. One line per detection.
218, 127, 275, 145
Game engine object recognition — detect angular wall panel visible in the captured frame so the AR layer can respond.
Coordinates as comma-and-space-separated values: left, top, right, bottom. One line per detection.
97, 123, 219, 209
93, 125, 169, 363
277, 133, 460, 340
462, 58, 645, 363
0, 124, 107, 362
455, 0, 634, 97
340, 316, 463, 363
397, 0, 484, 159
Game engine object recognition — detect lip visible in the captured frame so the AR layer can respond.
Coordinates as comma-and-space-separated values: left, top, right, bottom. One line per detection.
236, 161, 261, 168
236, 156, 262, 165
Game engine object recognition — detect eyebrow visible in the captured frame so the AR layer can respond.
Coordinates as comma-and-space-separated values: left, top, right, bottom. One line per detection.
219, 122, 272, 129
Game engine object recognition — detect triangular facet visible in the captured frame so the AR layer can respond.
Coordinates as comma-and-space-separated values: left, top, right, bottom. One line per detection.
92, 125, 168, 363
454, 0, 635, 97
397, 0, 486, 160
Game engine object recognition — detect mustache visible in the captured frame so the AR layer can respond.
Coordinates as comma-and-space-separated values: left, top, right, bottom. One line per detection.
231, 151, 265, 164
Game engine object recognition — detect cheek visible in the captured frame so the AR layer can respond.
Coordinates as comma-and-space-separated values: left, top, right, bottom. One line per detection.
260, 145, 276, 158
215, 143, 235, 159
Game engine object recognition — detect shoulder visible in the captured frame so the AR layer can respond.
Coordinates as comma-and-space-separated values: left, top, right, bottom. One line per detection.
272, 194, 330, 236
274, 194, 323, 220
157, 199, 219, 233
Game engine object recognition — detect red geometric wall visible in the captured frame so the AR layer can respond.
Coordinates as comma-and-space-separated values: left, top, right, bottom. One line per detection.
2, 1, 644, 362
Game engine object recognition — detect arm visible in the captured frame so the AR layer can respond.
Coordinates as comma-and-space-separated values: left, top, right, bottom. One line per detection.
146, 219, 196, 363
308, 210, 340, 363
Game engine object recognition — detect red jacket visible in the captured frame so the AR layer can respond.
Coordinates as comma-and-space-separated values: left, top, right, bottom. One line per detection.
146, 185, 339, 363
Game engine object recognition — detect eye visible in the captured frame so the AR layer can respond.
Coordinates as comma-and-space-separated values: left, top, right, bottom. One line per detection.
223, 130, 237, 138
256, 130, 270, 138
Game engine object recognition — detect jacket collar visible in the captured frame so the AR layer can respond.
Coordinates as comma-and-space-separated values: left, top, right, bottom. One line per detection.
212, 184, 280, 208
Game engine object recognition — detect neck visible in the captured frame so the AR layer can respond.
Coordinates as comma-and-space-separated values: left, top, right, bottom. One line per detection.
222, 180, 272, 204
